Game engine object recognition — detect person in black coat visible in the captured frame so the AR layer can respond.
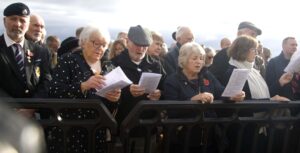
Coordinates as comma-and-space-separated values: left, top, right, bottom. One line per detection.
223, 35, 290, 153
266, 37, 299, 100
111, 25, 166, 153
111, 25, 166, 124
164, 42, 245, 153
49, 25, 121, 113
163, 26, 194, 75
0, 2, 51, 98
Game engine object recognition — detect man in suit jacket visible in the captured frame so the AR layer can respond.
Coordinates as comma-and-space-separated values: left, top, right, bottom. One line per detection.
0, 2, 51, 98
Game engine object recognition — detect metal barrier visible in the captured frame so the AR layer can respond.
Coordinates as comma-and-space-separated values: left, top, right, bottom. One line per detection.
1, 98, 120, 153
2, 98, 300, 153
120, 100, 300, 153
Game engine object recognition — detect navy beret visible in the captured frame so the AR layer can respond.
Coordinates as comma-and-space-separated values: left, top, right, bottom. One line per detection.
4, 2, 30, 17
238, 21, 262, 35
128, 25, 152, 46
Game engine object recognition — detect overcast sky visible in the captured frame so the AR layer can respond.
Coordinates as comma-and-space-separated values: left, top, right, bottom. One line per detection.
1, 0, 300, 56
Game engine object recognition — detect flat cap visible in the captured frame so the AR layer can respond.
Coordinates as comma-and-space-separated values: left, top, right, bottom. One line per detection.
4, 2, 30, 17
128, 25, 152, 46
238, 21, 262, 35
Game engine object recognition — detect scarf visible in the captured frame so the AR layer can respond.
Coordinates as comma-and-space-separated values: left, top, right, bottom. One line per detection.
229, 58, 270, 99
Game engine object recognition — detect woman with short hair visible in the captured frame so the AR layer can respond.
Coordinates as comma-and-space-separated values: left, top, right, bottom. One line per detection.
224, 35, 290, 153
49, 25, 120, 112
163, 42, 244, 153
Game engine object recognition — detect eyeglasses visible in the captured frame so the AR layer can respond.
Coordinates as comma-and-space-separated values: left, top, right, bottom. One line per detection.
90, 40, 106, 50
207, 56, 214, 59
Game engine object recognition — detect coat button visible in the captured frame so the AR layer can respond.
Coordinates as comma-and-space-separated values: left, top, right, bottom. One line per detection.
25, 90, 29, 93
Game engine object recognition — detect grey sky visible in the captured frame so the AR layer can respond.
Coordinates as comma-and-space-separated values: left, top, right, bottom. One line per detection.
1, 0, 300, 55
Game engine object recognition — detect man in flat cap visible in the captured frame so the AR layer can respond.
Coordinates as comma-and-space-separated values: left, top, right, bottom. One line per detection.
0, 2, 51, 98
209, 21, 262, 86
111, 25, 165, 153
111, 25, 165, 122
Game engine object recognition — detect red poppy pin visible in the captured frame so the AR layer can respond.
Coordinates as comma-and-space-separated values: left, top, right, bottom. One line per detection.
203, 79, 209, 86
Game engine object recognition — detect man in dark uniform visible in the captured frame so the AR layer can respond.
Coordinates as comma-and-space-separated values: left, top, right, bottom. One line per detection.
0, 2, 51, 98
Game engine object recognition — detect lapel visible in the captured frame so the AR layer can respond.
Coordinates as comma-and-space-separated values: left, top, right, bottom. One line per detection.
0, 35, 25, 84
23, 40, 34, 82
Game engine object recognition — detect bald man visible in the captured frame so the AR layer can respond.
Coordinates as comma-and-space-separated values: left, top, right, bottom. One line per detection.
220, 37, 231, 49
25, 13, 46, 44
163, 26, 195, 74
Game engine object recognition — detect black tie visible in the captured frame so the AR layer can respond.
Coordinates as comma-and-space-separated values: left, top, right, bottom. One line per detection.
13, 44, 26, 81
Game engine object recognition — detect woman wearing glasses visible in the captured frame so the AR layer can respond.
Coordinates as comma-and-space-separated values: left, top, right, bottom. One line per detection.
49, 25, 121, 113
223, 35, 290, 153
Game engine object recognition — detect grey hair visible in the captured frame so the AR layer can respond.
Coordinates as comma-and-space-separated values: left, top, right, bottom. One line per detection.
178, 42, 205, 68
78, 25, 111, 47
176, 26, 192, 39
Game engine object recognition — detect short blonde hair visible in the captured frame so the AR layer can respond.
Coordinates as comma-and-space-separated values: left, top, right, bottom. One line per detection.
178, 42, 205, 68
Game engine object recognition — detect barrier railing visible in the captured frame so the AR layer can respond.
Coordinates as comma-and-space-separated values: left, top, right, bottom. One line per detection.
2, 98, 300, 153
1, 98, 119, 153
120, 100, 300, 153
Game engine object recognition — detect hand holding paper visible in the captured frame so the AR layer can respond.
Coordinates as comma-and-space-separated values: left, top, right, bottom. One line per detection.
284, 50, 300, 73
138, 72, 162, 93
96, 66, 132, 97
222, 69, 250, 97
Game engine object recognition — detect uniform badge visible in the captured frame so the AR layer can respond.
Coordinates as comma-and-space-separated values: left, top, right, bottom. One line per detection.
22, 9, 28, 15
35, 66, 40, 78
26, 49, 34, 63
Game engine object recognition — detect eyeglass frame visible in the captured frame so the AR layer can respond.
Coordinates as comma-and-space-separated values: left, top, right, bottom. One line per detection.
90, 40, 107, 50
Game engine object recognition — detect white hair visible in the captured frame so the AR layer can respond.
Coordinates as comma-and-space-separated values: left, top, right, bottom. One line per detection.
178, 42, 205, 68
176, 26, 193, 39
78, 25, 111, 47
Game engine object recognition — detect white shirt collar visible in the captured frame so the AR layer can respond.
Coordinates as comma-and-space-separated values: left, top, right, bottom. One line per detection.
4, 31, 25, 48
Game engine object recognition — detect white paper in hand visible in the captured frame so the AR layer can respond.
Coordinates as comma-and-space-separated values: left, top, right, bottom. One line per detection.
222, 69, 250, 97
96, 66, 132, 97
138, 72, 162, 93
284, 50, 300, 73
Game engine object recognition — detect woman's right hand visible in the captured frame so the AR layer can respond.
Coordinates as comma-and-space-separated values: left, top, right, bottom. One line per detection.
81, 75, 106, 92
230, 91, 245, 102
279, 72, 293, 87
191, 92, 214, 104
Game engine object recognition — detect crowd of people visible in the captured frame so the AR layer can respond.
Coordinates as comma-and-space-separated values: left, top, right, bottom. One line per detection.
1, 2, 300, 153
